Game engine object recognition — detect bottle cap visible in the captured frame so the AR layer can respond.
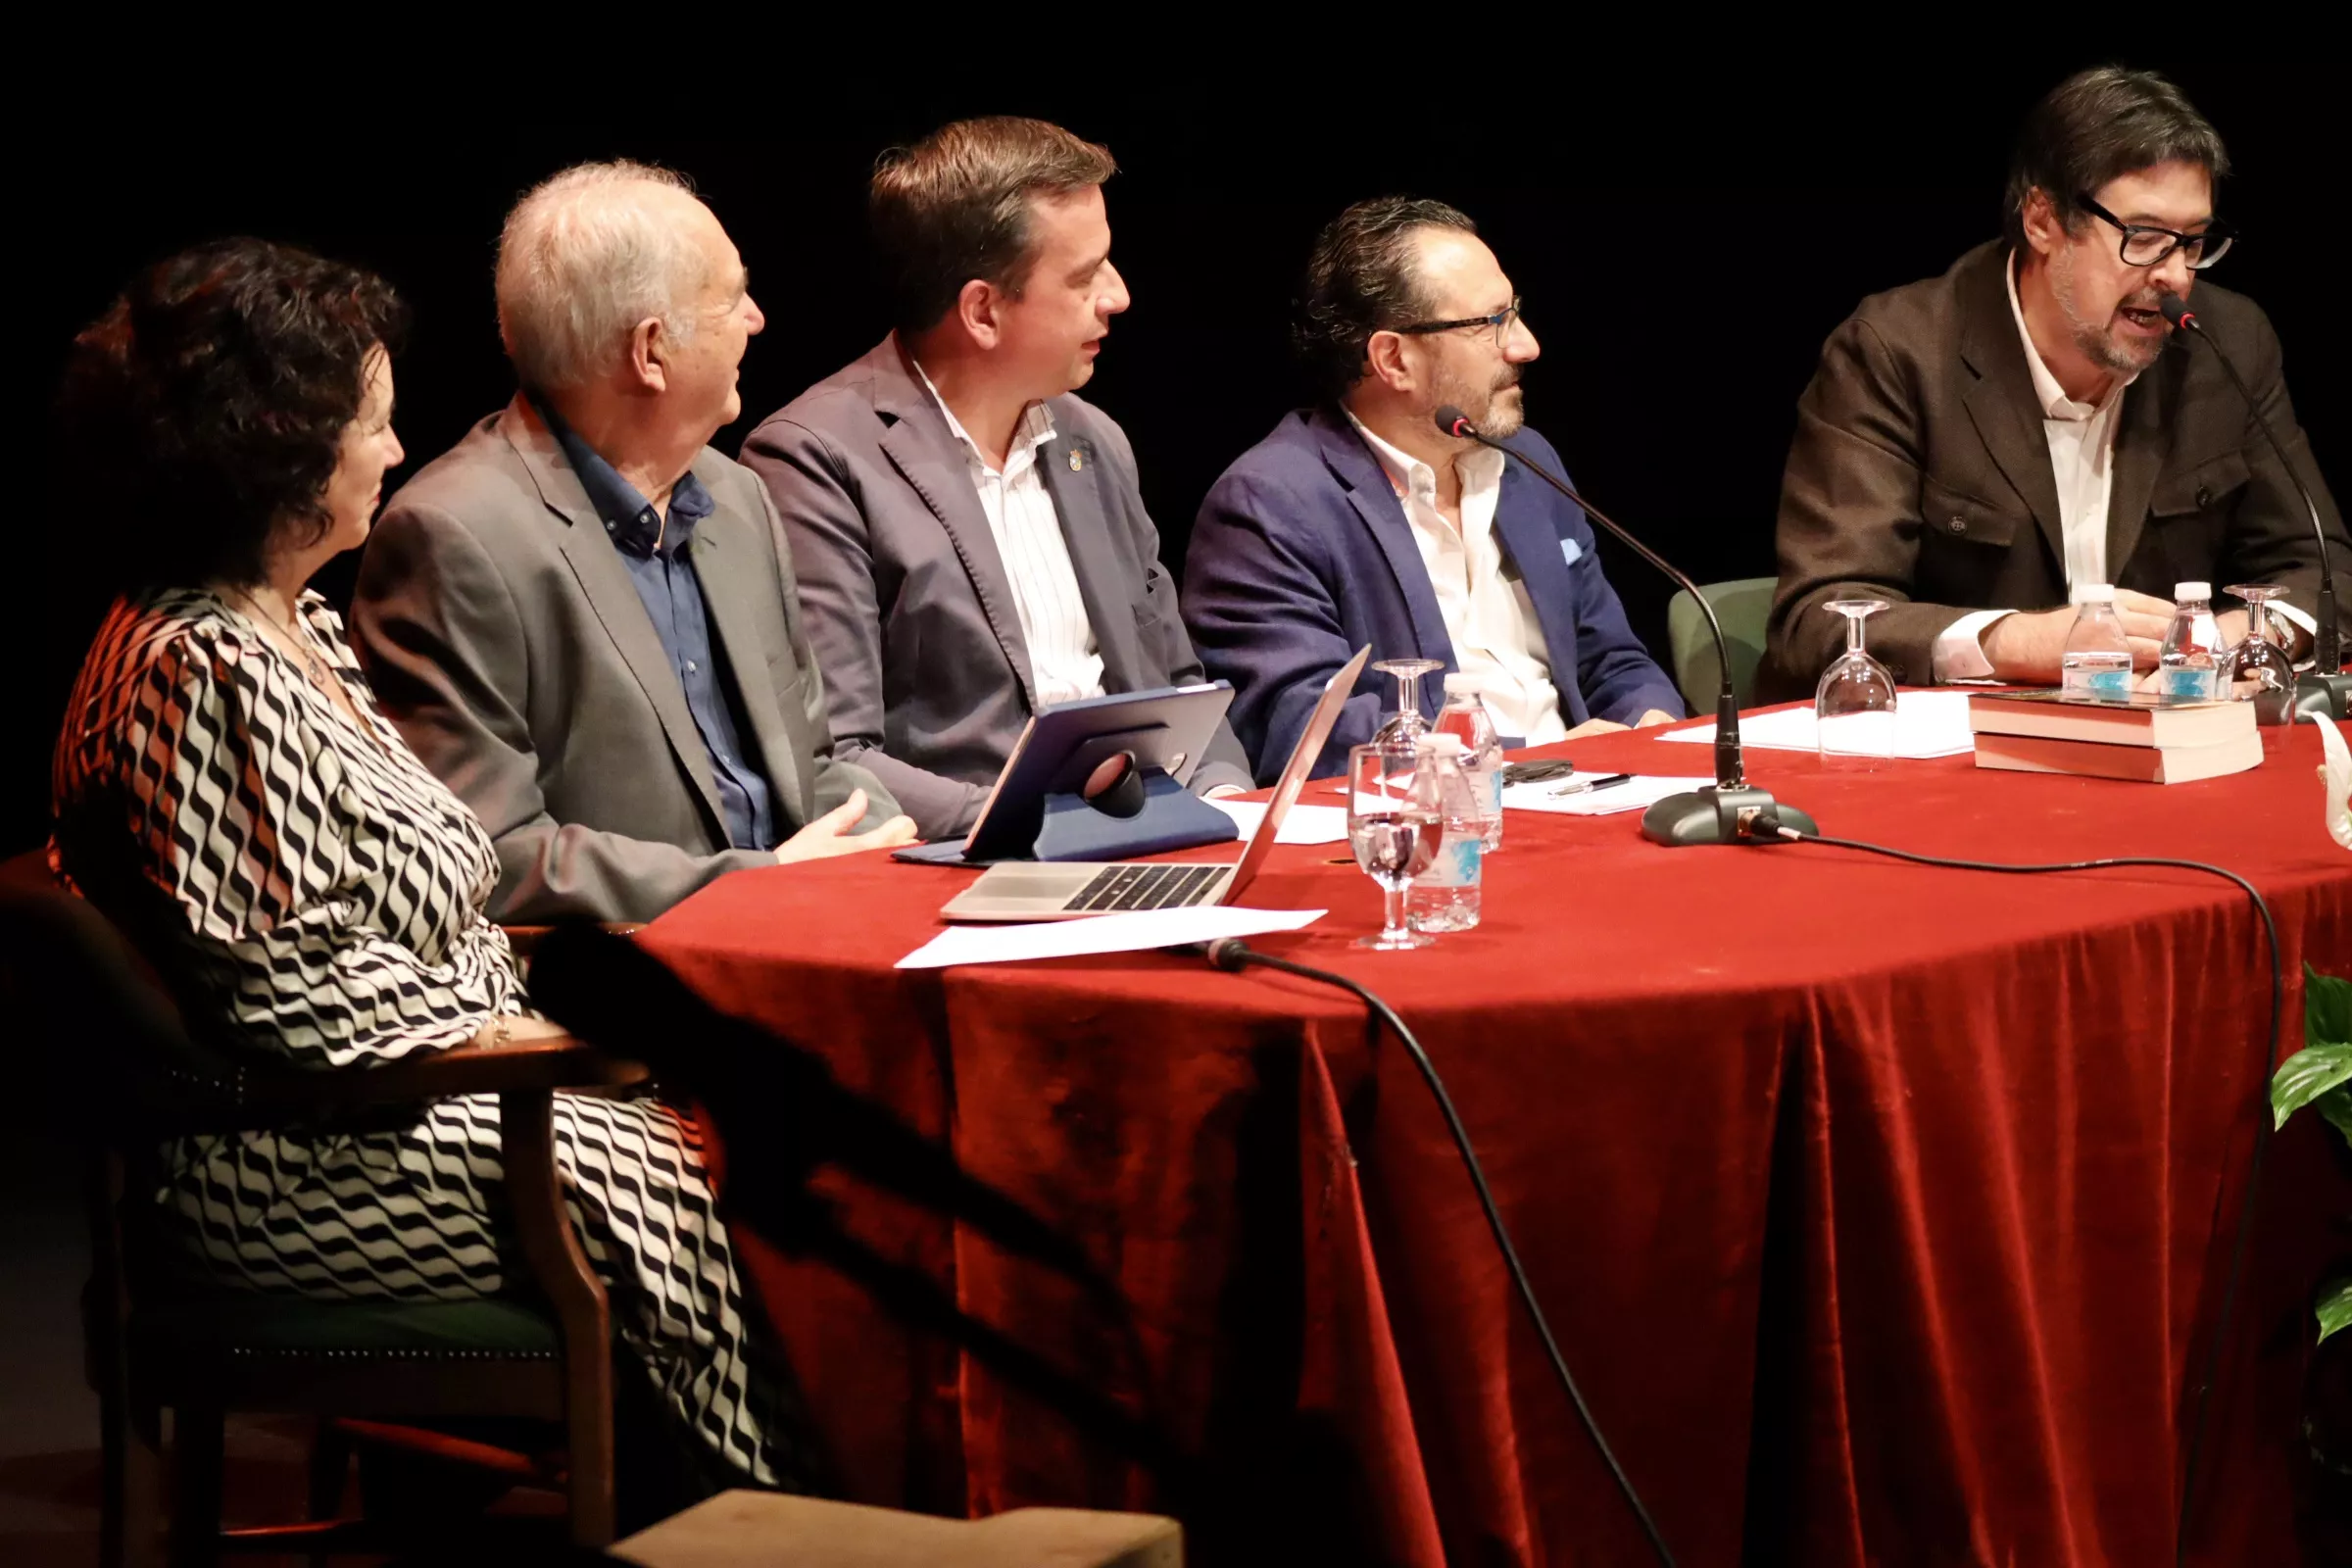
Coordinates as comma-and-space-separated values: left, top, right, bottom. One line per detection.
1443, 673, 1477, 696
2176, 581, 2211, 601
2072, 583, 2116, 604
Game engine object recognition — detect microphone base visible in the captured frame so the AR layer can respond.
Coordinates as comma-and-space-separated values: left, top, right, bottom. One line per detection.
1640, 785, 1819, 848
2294, 671, 2351, 722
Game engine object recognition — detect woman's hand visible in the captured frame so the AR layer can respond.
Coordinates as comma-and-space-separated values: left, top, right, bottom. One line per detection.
471, 1013, 569, 1050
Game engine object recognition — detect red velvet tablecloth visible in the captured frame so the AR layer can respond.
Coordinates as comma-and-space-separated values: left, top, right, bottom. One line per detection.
641, 716, 2352, 1566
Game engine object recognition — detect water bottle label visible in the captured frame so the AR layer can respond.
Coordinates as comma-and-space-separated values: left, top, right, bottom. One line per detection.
2158, 665, 2217, 702
2063, 666, 2132, 699
1422, 834, 1482, 889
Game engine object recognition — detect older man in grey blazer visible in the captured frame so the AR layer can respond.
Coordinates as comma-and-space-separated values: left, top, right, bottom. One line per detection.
353, 162, 913, 923
741, 118, 1251, 840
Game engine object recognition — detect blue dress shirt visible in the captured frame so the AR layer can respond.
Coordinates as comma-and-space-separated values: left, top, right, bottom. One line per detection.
534, 399, 778, 852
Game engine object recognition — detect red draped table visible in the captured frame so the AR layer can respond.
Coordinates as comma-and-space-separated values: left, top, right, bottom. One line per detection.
640, 715, 2352, 1566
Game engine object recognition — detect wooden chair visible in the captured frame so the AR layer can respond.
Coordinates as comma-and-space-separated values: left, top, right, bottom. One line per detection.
0, 857, 645, 1566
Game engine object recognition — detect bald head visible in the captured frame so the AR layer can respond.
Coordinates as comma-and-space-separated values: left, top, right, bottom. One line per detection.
496, 161, 722, 392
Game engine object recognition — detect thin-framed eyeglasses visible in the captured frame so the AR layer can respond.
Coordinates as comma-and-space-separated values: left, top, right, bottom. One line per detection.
1396, 296, 1523, 346
2075, 194, 2235, 270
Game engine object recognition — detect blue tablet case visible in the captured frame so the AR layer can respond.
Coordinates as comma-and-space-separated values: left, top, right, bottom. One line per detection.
894, 683, 1240, 866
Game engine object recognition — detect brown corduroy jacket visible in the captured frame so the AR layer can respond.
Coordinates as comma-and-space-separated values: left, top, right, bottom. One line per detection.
1759, 240, 2347, 703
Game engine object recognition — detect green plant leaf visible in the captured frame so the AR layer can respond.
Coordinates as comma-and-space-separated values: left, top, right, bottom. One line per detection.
2311, 965, 2352, 1052
2321, 1278, 2352, 1344
2319, 1086, 2352, 1152
2272, 1040, 2352, 1130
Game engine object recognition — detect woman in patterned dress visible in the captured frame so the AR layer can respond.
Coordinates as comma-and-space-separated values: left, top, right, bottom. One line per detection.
49, 238, 795, 1493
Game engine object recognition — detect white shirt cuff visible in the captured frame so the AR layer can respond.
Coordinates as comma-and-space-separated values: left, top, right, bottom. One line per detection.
1932, 609, 2015, 683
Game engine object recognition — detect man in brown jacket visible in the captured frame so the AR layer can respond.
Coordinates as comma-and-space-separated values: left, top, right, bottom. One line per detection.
1761, 67, 2347, 703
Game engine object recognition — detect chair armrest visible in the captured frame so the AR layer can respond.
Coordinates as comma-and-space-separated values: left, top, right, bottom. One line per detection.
245, 1035, 650, 1116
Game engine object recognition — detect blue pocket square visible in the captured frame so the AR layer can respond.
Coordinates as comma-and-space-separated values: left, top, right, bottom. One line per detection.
1559, 538, 1586, 567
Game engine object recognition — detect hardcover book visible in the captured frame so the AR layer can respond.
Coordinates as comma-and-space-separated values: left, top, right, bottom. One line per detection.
1967, 689, 2253, 748
1974, 728, 2263, 784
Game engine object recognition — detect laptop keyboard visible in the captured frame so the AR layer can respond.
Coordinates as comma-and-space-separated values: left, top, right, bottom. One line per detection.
1069, 862, 1228, 911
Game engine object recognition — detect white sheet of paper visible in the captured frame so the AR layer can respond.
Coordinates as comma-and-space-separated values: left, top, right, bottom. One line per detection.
1500, 774, 1714, 816
1207, 799, 1349, 845
1661, 690, 1978, 759
897, 905, 1326, 969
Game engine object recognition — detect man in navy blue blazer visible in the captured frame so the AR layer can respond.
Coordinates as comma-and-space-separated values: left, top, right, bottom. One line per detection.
1185, 198, 1683, 783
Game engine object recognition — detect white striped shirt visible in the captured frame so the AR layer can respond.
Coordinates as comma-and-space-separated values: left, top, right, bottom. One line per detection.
912, 362, 1104, 707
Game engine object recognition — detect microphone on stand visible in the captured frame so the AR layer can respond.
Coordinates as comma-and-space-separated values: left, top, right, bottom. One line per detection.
2156, 292, 2349, 720
1434, 406, 1817, 847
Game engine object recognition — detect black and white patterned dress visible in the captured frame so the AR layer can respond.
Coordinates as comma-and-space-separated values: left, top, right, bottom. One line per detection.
52, 587, 789, 1487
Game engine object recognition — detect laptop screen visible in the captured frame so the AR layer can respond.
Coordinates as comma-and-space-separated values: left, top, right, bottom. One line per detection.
1220, 645, 1371, 904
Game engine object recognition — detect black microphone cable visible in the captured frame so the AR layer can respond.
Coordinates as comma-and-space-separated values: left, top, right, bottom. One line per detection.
1193, 936, 1680, 1568
1762, 822, 2284, 1568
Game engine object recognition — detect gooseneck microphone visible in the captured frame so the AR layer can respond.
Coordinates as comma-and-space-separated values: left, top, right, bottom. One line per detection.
1435, 407, 1817, 847
2157, 293, 2350, 720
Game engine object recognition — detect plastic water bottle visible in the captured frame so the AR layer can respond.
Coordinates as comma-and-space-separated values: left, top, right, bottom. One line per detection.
1407, 734, 1483, 933
2059, 584, 2133, 700
2157, 580, 2224, 702
1433, 674, 1505, 852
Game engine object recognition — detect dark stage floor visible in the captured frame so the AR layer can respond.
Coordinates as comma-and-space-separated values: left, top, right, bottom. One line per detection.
0, 1125, 319, 1567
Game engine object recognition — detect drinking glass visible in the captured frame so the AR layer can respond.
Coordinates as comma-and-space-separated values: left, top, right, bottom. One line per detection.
1370, 658, 1446, 745
1815, 599, 1898, 769
1346, 742, 1439, 951
2222, 583, 2297, 730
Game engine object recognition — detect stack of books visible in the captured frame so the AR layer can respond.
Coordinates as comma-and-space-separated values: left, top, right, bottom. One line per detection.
1967, 690, 2261, 783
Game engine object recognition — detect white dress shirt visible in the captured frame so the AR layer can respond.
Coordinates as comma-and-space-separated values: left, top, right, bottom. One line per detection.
912, 362, 1104, 707
1347, 413, 1568, 743
1934, 258, 2311, 680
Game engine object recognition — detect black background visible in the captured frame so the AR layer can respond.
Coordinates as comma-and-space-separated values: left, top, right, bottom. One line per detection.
9, 59, 2339, 853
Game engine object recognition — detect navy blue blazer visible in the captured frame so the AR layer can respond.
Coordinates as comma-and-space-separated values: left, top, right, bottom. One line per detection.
1184, 406, 1684, 782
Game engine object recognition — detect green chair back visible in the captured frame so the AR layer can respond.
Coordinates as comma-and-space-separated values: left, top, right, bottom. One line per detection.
1667, 577, 1777, 712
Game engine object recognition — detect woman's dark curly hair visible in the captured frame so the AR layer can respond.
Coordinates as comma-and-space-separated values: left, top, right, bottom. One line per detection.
60, 237, 407, 594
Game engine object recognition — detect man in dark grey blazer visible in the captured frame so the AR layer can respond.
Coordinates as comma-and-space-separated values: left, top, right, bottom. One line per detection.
354, 162, 912, 923
1762, 68, 2346, 702
741, 117, 1251, 839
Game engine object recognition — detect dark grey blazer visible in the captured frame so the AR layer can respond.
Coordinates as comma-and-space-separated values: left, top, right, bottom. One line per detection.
1762, 240, 2348, 701
740, 337, 1252, 839
351, 399, 897, 924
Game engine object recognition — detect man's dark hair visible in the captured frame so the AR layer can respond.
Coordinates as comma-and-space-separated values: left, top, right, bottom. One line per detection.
60, 237, 406, 595
1293, 196, 1478, 403
869, 117, 1117, 337
2005, 66, 2230, 251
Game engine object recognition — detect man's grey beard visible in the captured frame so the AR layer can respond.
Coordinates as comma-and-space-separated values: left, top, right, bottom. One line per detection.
2051, 246, 2163, 377
1434, 374, 1527, 438
1481, 385, 1527, 438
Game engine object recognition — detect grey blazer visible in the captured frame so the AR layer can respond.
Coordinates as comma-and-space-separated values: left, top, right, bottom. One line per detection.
351, 399, 897, 924
739, 337, 1252, 839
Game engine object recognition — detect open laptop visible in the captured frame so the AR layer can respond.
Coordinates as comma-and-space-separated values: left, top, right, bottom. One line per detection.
940, 646, 1370, 922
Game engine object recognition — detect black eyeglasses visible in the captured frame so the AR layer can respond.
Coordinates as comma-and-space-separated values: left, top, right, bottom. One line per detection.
2076, 194, 2235, 270
1396, 296, 1524, 346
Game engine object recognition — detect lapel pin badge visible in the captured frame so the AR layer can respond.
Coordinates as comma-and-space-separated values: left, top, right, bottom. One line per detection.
1069, 447, 1086, 472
